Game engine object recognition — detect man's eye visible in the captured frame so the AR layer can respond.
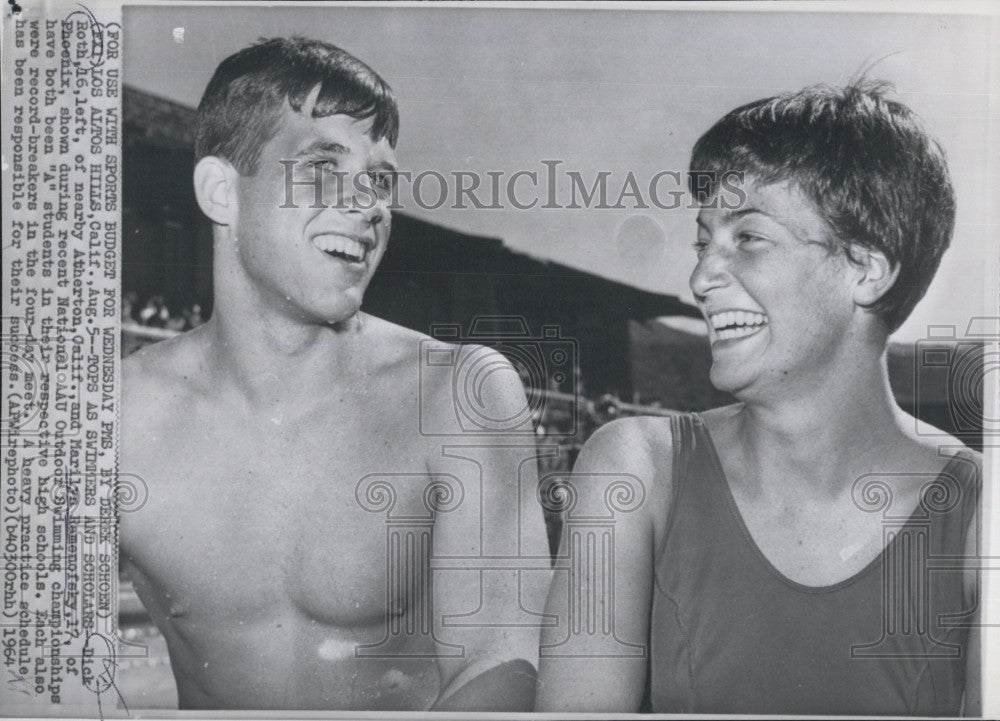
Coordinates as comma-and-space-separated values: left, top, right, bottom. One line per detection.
369, 171, 395, 194
368, 172, 396, 190
692, 239, 708, 256
309, 159, 340, 175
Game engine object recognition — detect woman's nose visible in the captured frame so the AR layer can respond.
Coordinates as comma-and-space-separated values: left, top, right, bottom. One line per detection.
689, 245, 730, 300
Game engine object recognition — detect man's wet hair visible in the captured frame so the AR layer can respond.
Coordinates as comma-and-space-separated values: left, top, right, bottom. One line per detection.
195, 36, 399, 175
688, 80, 956, 333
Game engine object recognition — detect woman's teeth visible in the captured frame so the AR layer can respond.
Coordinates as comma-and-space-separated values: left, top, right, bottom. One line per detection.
708, 310, 768, 340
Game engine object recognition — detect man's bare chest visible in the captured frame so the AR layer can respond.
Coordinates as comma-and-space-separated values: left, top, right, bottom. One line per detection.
121, 399, 441, 627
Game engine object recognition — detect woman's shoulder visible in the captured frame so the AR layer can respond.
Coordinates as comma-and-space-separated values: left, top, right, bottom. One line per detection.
577, 414, 678, 470
893, 412, 982, 484
572, 412, 695, 536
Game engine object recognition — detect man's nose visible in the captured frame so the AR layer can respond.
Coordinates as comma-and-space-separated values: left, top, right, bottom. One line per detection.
689, 245, 730, 300
345, 195, 386, 227
340, 175, 387, 227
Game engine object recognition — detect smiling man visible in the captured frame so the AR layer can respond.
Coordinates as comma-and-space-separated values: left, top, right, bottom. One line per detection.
120, 37, 548, 711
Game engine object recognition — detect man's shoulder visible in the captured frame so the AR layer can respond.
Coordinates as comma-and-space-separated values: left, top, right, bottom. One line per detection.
423, 343, 527, 426
361, 319, 529, 435
361, 313, 429, 343
360, 314, 488, 355
363, 314, 520, 393
358, 313, 443, 369
122, 328, 207, 418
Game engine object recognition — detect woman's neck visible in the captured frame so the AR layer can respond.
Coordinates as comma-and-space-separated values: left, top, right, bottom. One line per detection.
730, 352, 908, 498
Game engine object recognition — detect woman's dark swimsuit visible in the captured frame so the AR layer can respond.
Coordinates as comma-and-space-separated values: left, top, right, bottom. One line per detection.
647, 413, 980, 715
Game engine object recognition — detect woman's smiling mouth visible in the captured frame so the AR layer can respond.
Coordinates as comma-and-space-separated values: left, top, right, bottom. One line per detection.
707, 310, 769, 343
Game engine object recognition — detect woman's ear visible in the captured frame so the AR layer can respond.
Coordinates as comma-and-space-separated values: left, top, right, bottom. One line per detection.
850, 245, 900, 308
194, 156, 239, 226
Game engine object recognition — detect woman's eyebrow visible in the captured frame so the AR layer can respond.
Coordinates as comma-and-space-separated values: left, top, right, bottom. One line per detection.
697, 206, 767, 229
725, 206, 766, 222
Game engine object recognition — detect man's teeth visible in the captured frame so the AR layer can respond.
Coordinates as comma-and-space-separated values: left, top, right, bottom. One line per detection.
312, 235, 367, 262
708, 310, 768, 340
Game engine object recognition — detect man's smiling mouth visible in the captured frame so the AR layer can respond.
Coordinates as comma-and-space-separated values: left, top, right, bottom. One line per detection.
707, 310, 769, 342
311, 234, 370, 263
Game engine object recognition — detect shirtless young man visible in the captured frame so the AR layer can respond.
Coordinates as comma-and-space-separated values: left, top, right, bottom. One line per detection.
120, 37, 549, 711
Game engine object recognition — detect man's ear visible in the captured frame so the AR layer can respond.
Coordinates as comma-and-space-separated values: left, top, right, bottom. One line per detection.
194, 156, 239, 226
850, 245, 900, 308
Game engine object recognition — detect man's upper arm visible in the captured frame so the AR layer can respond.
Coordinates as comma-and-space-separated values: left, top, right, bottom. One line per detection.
424, 346, 551, 710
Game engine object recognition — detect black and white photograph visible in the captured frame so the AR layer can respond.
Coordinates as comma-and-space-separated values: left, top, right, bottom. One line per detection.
2, 1, 997, 717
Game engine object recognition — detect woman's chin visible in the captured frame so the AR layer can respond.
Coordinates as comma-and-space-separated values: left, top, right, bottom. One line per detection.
707, 361, 762, 398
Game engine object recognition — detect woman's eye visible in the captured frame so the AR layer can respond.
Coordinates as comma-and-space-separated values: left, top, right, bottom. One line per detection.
737, 232, 766, 246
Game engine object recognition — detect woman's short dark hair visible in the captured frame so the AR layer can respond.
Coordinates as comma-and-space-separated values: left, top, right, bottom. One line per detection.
688, 81, 955, 333
195, 36, 399, 175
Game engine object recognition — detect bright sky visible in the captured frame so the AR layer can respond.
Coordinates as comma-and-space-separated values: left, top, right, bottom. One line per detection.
124, 3, 997, 343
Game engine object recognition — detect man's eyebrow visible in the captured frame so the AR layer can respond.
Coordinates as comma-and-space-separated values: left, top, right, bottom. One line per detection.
370, 159, 400, 174
294, 140, 398, 173
294, 140, 349, 158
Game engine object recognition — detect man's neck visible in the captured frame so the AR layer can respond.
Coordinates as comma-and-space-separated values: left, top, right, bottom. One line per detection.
198, 299, 366, 411
200, 236, 375, 408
